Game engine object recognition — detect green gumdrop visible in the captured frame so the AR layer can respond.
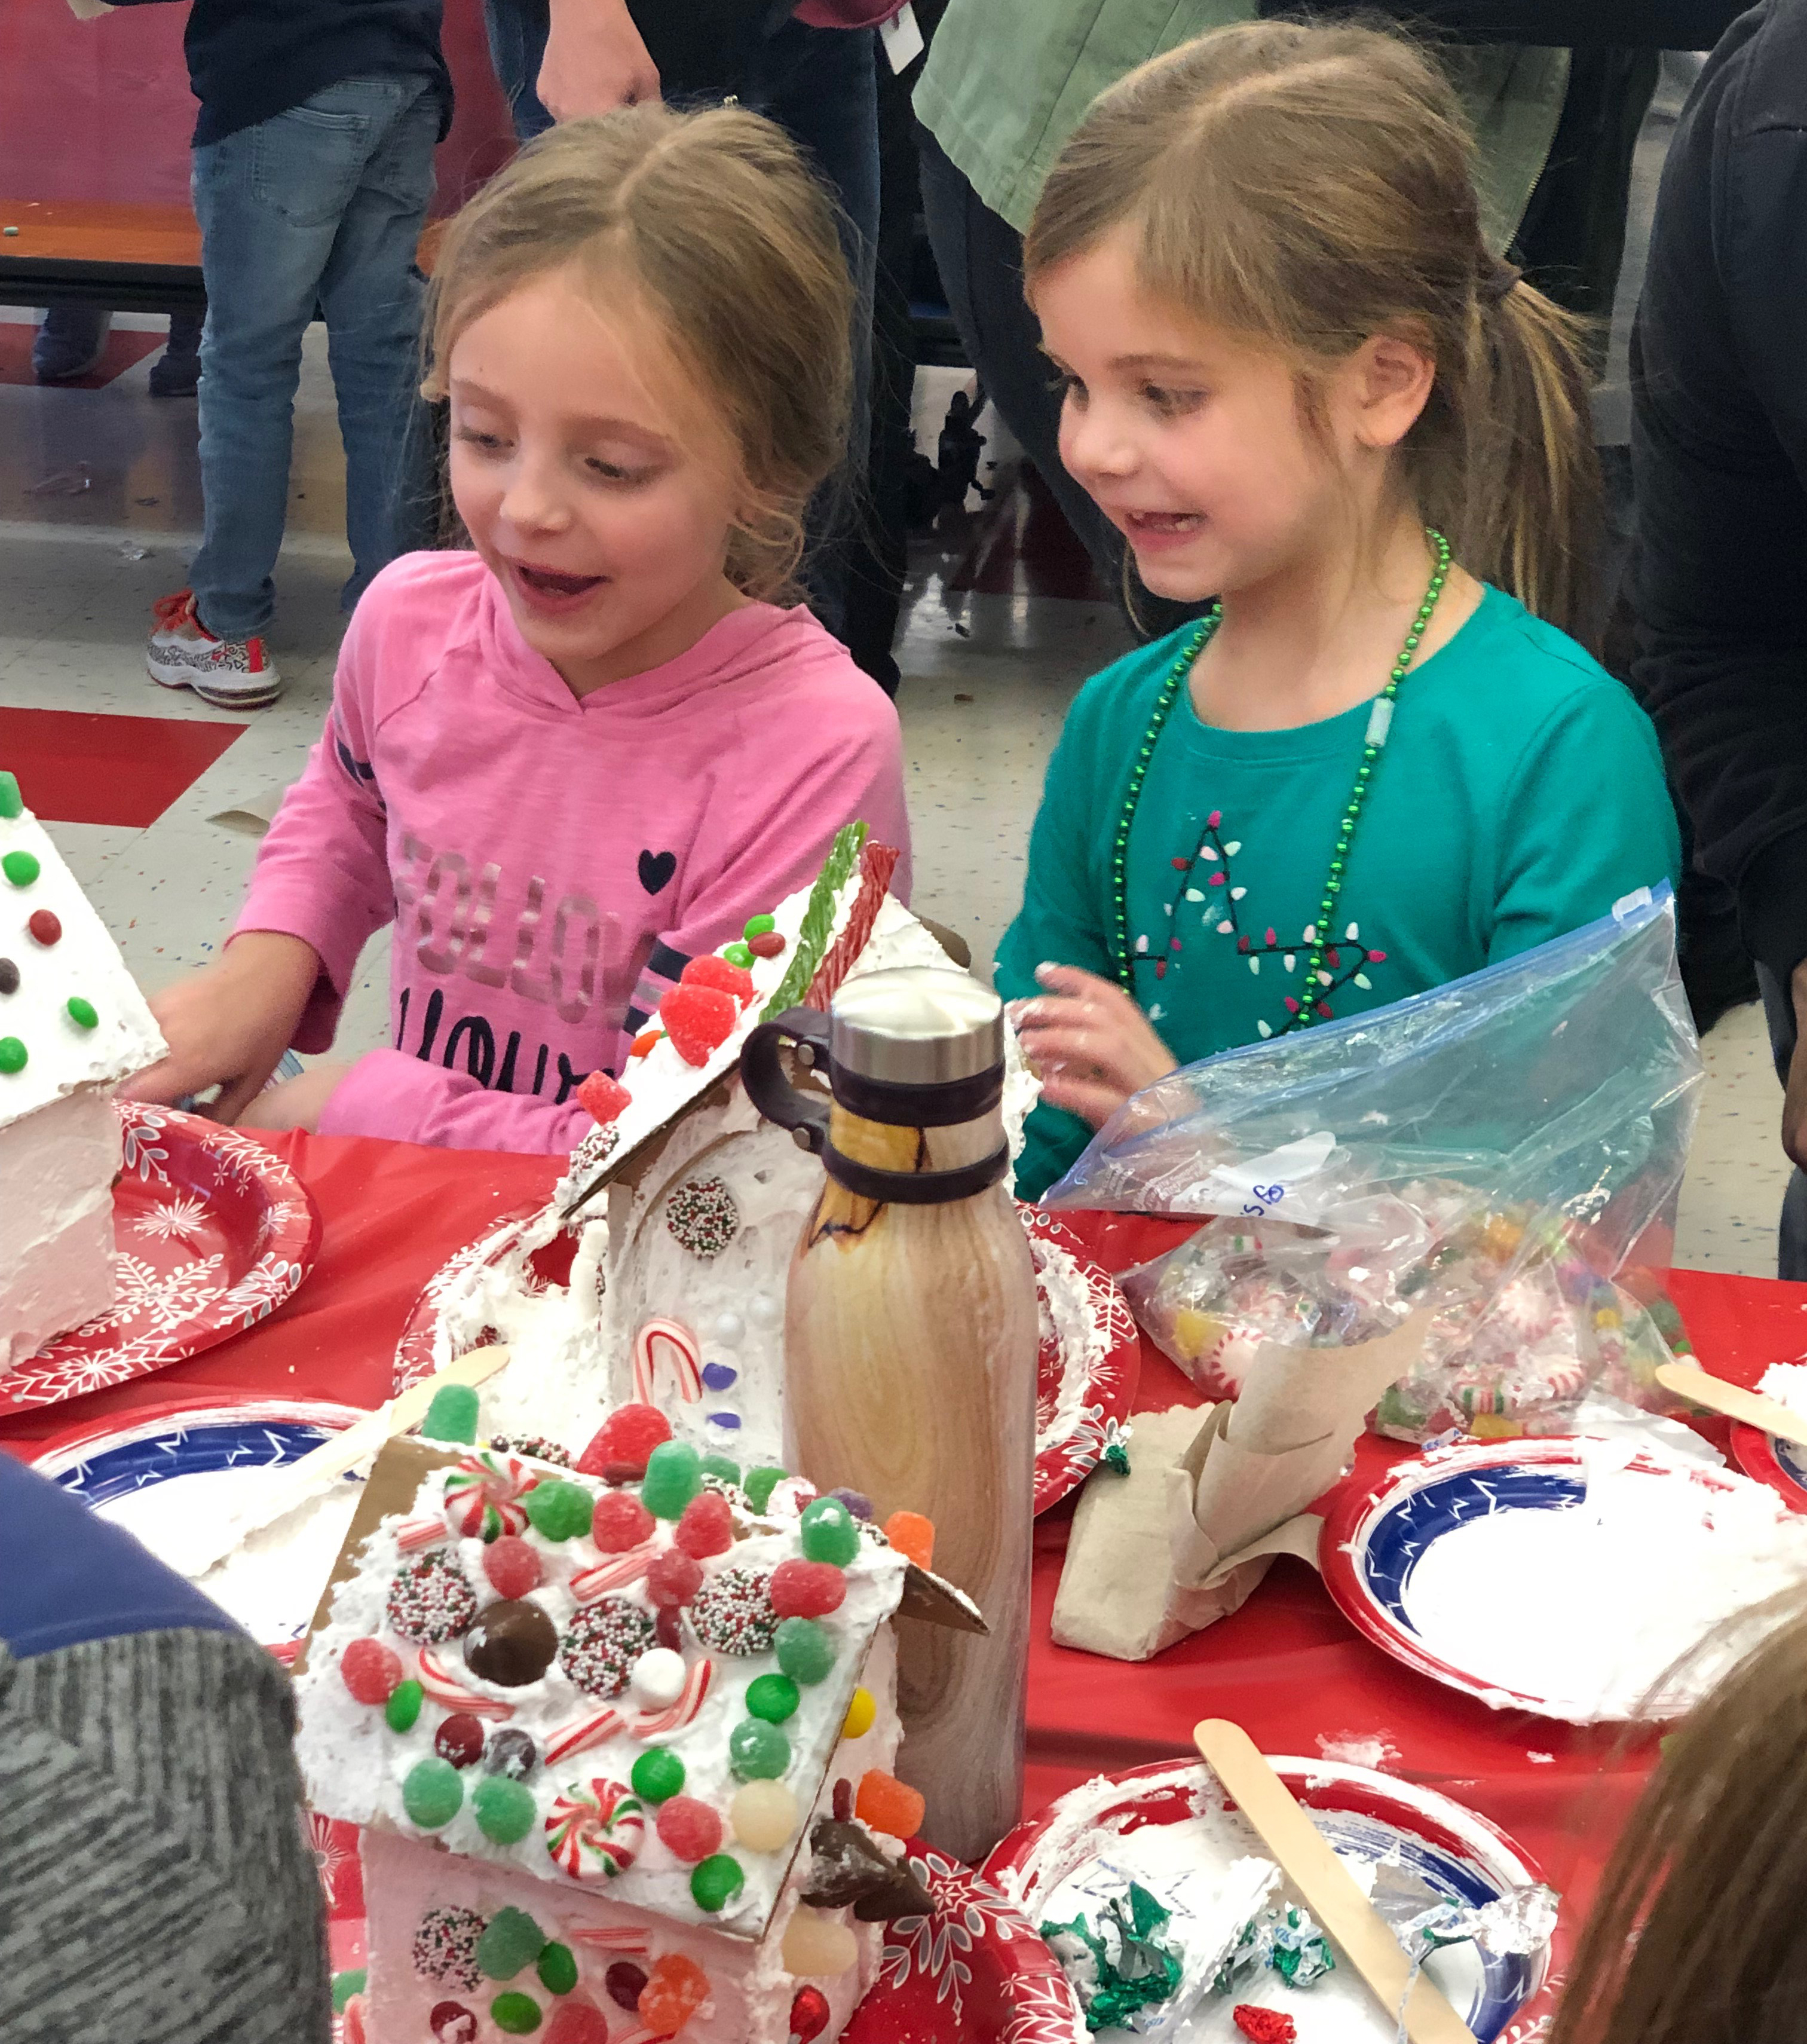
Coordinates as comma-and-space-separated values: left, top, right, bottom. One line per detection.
728, 1716, 791, 1781
632, 1746, 685, 1804
743, 913, 776, 938
745, 1673, 799, 1724
477, 1906, 549, 1981
402, 1756, 464, 1829
491, 1991, 543, 2034
699, 1453, 742, 1487
641, 1440, 703, 1520
722, 942, 754, 969
422, 1381, 480, 1445
691, 1853, 746, 1913
2, 849, 39, 888
798, 1497, 861, 1565
774, 1617, 835, 1687
537, 1943, 578, 1996
385, 1678, 424, 1731
331, 1970, 367, 2014
743, 1465, 788, 1513
0, 771, 20, 821
474, 1773, 537, 1844
523, 1478, 593, 1542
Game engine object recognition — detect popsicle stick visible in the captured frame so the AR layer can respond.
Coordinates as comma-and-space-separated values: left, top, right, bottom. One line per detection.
1194, 1719, 1477, 2044
1655, 1361, 1807, 1451
169, 1345, 512, 1580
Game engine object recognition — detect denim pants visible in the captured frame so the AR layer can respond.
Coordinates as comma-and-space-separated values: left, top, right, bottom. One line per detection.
189, 76, 441, 639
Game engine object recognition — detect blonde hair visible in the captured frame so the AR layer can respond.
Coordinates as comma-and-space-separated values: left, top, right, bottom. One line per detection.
1024, 20, 1601, 639
423, 104, 853, 601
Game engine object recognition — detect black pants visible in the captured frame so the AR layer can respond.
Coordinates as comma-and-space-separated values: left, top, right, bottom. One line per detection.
1754, 965, 1807, 1280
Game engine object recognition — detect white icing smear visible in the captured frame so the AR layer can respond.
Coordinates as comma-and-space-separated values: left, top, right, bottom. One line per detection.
1757, 1361, 1807, 1418
1034, 1232, 1110, 1456
1397, 1451, 1807, 1720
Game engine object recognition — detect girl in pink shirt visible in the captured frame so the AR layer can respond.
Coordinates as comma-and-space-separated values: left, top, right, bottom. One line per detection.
129, 105, 909, 1155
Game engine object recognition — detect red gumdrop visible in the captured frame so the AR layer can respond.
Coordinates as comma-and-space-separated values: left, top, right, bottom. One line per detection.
340, 1636, 402, 1705
639, 1953, 710, 2036
577, 1404, 673, 1483
659, 983, 737, 1067
674, 1490, 734, 1559
575, 1071, 632, 1127
604, 1962, 647, 2012
543, 1996, 614, 2044
681, 953, 757, 1005
855, 1769, 925, 1840
656, 1795, 724, 1864
1232, 2009, 1297, 2044
590, 1489, 657, 1552
483, 1535, 542, 1599
789, 1985, 832, 2043
769, 1559, 846, 1619
434, 1712, 486, 1769
645, 1548, 703, 1608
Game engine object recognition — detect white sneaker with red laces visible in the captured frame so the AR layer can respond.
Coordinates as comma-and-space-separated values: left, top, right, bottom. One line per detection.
146, 589, 283, 709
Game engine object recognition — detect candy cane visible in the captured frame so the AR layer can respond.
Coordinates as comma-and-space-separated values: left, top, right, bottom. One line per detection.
545, 1708, 627, 1767
633, 1317, 703, 1406
629, 1656, 713, 1738
417, 1646, 517, 1721
567, 1926, 653, 1955
396, 1515, 450, 1553
568, 1543, 660, 1602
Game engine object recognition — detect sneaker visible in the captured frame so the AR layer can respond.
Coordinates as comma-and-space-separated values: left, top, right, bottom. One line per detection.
146, 589, 283, 708
32, 305, 112, 383
148, 312, 202, 398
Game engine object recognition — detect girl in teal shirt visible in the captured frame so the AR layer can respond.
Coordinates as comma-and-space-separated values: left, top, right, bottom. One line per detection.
1000, 20, 1680, 1199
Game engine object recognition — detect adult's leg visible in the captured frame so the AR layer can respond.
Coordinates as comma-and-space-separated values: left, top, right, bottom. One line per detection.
315, 78, 442, 607
1756, 965, 1807, 1281
483, 0, 555, 142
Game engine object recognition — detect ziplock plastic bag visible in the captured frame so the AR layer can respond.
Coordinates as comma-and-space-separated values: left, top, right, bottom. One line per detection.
1055, 889, 1703, 1439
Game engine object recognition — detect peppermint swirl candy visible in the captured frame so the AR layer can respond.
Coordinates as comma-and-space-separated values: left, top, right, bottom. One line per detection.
442, 1452, 537, 1543
544, 1777, 646, 1881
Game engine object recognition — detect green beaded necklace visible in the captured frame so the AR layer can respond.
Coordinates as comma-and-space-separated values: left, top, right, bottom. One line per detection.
1111, 527, 1451, 1030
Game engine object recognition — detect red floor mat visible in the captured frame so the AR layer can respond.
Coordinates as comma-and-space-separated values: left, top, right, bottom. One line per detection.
0, 706, 243, 825
0, 323, 165, 390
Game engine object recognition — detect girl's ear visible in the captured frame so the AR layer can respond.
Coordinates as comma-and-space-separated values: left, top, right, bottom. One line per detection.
1344, 331, 1435, 451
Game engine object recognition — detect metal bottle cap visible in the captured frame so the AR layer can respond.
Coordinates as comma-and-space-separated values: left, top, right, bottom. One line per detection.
828, 966, 1004, 1088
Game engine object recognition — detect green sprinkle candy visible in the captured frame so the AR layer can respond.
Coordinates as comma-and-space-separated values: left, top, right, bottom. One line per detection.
690, 1853, 746, 1913
0, 1038, 25, 1076
722, 942, 754, 969
402, 1755, 463, 1829
745, 1673, 799, 1724
743, 913, 776, 939
330, 1970, 367, 2014
743, 1465, 788, 1513
0, 771, 21, 819
66, 997, 97, 1030
523, 1477, 593, 1542
631, 1746, 685, 1804
477, 1907, 548, 1981
491, 1991, 542, 2034
537, 1943, 578, 1996
473, 1774, 537, 1845
2, 849, 39, 888
384, 1678, 424, 1731
728, 1716, 791, 1781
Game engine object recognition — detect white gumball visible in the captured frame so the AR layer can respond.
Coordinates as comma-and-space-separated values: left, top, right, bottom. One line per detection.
629, 1647, 687, 1709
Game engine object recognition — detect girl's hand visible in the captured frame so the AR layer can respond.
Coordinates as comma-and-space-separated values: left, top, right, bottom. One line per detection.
235, 1061, 350, 1136
1010, 963, 1178, 1128
122, 933, 321, 1125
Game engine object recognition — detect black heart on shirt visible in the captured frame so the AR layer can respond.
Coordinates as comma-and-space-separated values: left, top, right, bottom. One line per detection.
638, 849, 678, 895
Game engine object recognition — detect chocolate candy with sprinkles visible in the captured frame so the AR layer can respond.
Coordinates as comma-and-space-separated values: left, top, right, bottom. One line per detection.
387, 1550, 480, 1644
664, 1175, 740, 1259
414, 1905, 488, 1990
559, 1596, 657, 1699
689, 1566, 780, 1656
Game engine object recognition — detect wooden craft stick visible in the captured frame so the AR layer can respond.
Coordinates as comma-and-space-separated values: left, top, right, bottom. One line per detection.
1193, 1719, 1477, 2044
1655, 1361, 1807, 1451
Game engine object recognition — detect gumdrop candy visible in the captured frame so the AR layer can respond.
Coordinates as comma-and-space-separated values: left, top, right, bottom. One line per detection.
883, 1511, 936, 1571
523, 1479, 593, 1542
575, 1071, 631, 1125
659, 983, 737, 1067
656, 1795, 724, 1864
680, 954, 755, 1005
729, 1717, 791, 1780
840, 1687, 876, 1740
730, 1779, 799, 1853
537, 1943, 578, 1996
577, 1404, 672, 1484
474, 1774, 537, 1844
631, 1746, 686, 1804
638, 1953, 710, 2036
1232, 2011, 1297, 2043
477, 1907, 548, 1981
826, 1486, 873, 1522
641, 1439, 704, 1520
769, 1559, 846, 1619
774, 1617, 835, 1687
690, 1852, 746, 1912
675, 1490, 734, 1559
434, 1713, 486, 1769
340, 1636, 402, 1705
745, 1673, 800, 1723
798, 1498, 861, 1566
743, 1465, 788, 1513
483, 1535, 543, 1599
855, 1770, 923, 1840
590, 1489, 656, 1552
604, 1962, 647, 2012
423, 1382, 480, 1446
780, 1910, 859, 1978
789, 1985, 832, 2043
544, 1997, 612, 2044
645, 1549, 703, 1607
403, 1757, 464, 1829
491, 1990, 541, 2034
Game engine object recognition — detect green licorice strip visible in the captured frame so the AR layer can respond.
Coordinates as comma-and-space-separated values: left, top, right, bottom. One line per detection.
760, 821, 868, 1020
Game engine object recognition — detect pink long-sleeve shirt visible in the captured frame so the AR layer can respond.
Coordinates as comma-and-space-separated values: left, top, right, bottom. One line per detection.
236, 551, 911, 1153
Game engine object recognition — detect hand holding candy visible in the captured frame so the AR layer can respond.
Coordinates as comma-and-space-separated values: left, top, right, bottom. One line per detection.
1010, 964, 1178, 1128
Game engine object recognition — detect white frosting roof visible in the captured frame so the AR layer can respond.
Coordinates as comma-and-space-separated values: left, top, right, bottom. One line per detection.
0, 786, 165, 1128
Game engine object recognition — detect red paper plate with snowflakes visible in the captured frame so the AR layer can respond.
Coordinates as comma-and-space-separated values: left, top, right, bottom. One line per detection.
390, 1202, 1137, 1516
0, 1101, 321, 1415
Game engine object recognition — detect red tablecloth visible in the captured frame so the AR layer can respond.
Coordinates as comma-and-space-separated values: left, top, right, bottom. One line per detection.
7, 1132, 1805, 1929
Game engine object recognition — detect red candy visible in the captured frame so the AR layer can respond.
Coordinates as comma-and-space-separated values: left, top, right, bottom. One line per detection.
341, 1994, 368, 2044
544, 1997, 613, 2044
656, 1795, 723, 1864
789, 1985, 831, 2042
27, 910, 61, 947
340, 1637, 402, 1705
769, 1559, 846, 1619
590, 1490, 657, 1552
578, 1404, 672, 1484
681, 954, 755, 1005
674, 1491, 734, 1559
1232, 2010, 1297, 2043
639, 1953, 709, 2037
575, 1071, 632, 1127
483, 1535, 542, 1599
645, 1549, 703, 1608
434, 1712, 486, 1769
831, 1778, 853, 1822
659, 984, 736, 1067
748, 929, 786, 960
855, 1769, 925, 1840
656, 1606, 683, 1651
604, 1962, 647, 2011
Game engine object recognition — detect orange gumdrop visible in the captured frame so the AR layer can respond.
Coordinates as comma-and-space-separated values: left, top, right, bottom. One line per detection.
884, 1510, 935, 1571
638, 1953, 709, 2037
855, 1768, 926, 1840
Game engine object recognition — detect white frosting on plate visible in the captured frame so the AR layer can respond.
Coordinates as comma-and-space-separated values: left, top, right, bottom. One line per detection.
1757, 1361, 1807, 1418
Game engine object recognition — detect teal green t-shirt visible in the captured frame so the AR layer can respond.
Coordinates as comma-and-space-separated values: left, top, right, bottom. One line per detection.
997, 586, 1682, 1198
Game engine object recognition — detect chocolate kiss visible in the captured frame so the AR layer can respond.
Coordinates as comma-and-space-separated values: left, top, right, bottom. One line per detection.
800, 1817, 935, 1921
463, 1597, 558, 1687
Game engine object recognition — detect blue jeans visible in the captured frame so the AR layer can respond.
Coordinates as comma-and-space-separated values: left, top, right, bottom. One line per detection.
189, 76, 440, 639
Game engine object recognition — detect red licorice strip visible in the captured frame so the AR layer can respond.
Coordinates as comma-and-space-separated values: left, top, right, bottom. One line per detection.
806, 840, 902, 1012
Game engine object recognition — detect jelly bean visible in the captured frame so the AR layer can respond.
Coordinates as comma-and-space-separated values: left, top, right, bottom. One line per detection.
590, 1490, 656, 1552
743, 913, 776, 938
629, 1028, 663, 1060
745, 1673, 799, 1724
631, 1746, 686, 1804
26, 910, 59, 947
748, 930, 786, 959
434, 1712, 486, 1769
2, 849, 39, 887
66, 996, 97, 1030
798, 1498, 860, 1566
743, 1465, 787, 1512
841, 1688, 876, 1741
341, 1637, 402, 1705
385, 1678, 425, 1731
769, 1560, 846, 1619
543, 1997, 612, 2044
637, 1954, 709, 2037
730, 1779, 799, 1853
656, 1795, 723, 1864
691, 1852, 746, 1913
491, 1991, 542, 2033
774, 1618, 835, 1687
0, 1038, 26, 1075
789, 1986, 832, 2043
831, 1778, 853, 1822
523, 1479, 593, 1543
537, 1944, 578, 1996
474, 1774, 537, 1845
641, 1440, 703, 1520
645, 1549, 703, 1607
675, 1490, 734, 1559
477, 1907, 548, 1981
422, 1382, 480, 1445
780, 1911, 859, 1978
604, 1962, 647, 2011
577, 1405, 672, 1484
403, 1757, 464, 1829
722, 942, 755, 970
0, 959, 16, 995
729, 1718, 791, 1781
883, 1511, 936, 1571
855, 1769, 924, 1840
483, 1535, 543, 1599
827, 1487, 872, 1522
